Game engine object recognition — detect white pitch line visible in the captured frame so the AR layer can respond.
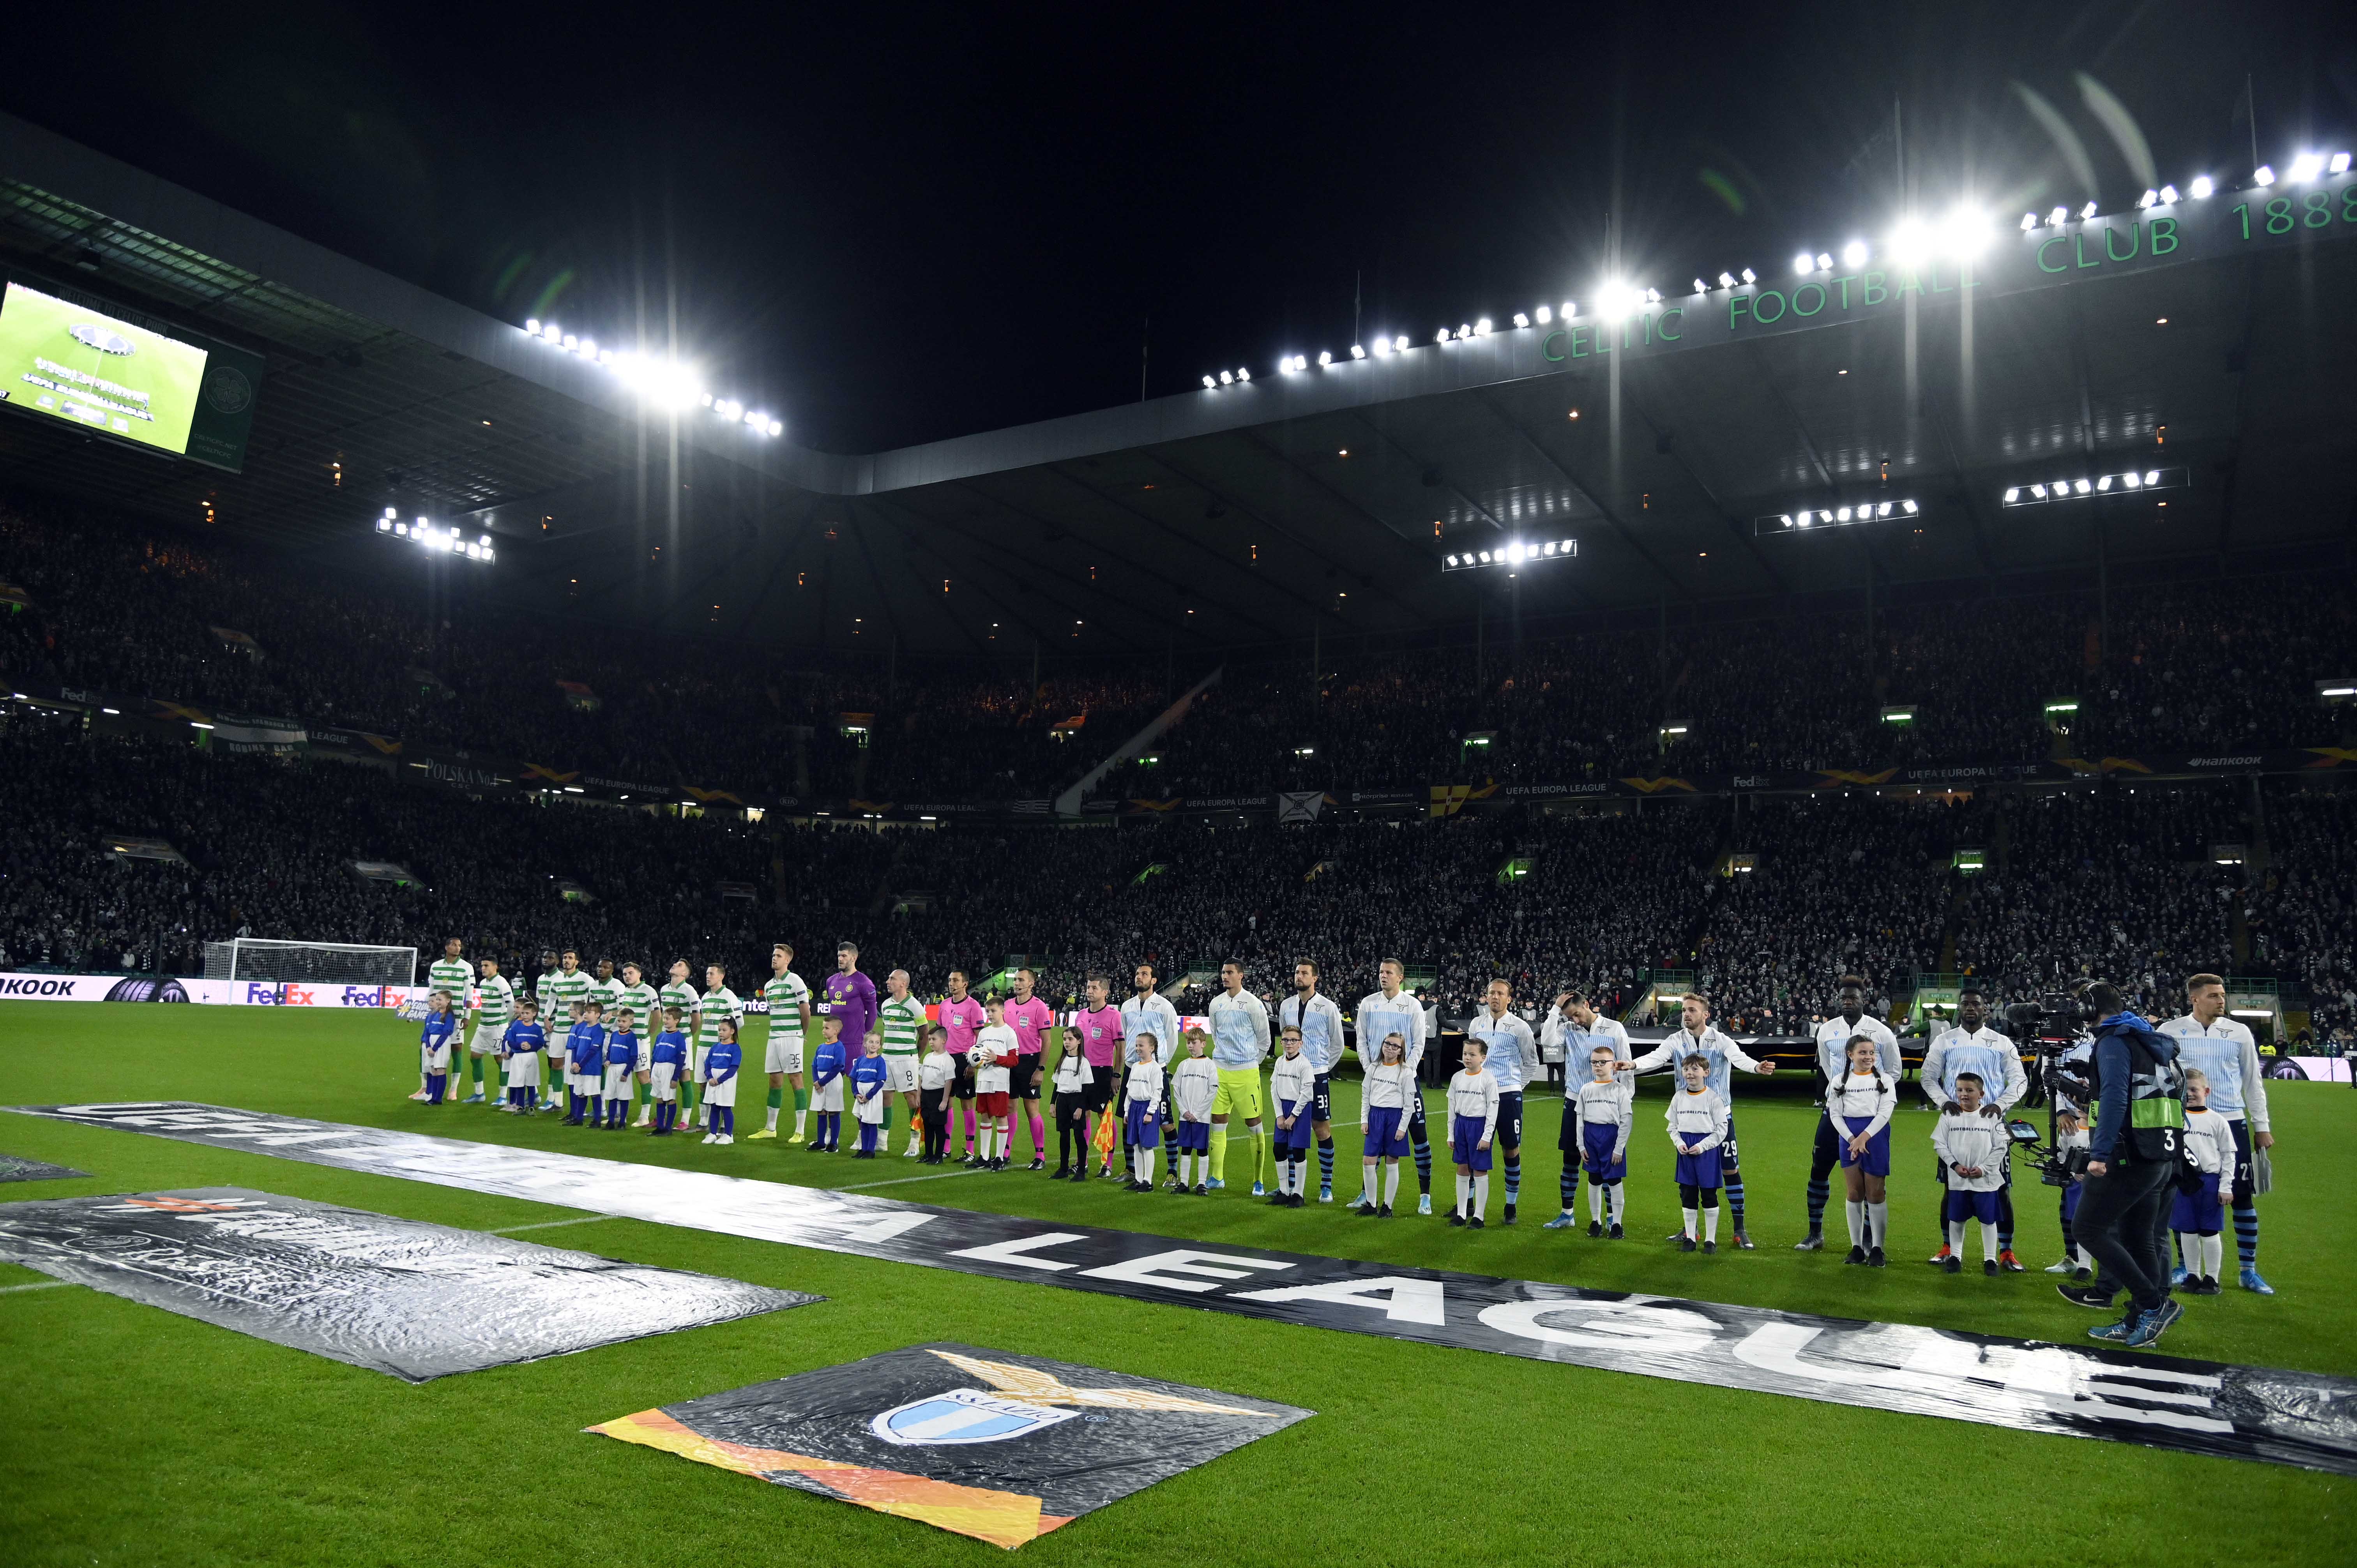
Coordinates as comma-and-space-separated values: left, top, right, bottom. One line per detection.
488, 1215, 621, 1234
834, 1168, 997, 1192
0, 1280, 72, 1294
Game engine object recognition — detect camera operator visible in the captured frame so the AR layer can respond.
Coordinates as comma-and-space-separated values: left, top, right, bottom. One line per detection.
2057, 982, 2188, 1349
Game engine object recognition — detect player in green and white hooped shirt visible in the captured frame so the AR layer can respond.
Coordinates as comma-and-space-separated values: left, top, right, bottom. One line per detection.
751, 943, 815, 1142
539, 950, 593, 1113
466, 954, 517, 1104
878, 968, 929, 1157
615, 961, 661, 1125
692, 964, 742, 1137
422, 938, 474, 1102
659, 959, 701, 1119
592, 958, 625, 1020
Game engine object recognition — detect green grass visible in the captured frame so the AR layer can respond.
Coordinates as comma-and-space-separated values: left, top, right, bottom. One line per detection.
2, 1000, 2352, 1566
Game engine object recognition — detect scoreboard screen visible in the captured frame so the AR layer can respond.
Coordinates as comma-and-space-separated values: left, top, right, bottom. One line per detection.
0, 280, 210, 457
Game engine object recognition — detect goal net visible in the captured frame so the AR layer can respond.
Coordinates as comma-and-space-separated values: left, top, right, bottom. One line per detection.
203, 938, 419, 991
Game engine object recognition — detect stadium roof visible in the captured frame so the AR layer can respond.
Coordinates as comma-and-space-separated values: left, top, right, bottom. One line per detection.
4, 109, 2354, 659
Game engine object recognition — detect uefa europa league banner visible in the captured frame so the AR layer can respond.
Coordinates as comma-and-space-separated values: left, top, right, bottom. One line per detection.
592, 1344, 1309, 1549
0, 1186, 817, 1380
14, 1103, 2357, 1475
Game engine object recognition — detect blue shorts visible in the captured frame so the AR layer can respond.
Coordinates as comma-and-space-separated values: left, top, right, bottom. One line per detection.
1450, 1113, 1493, 1172
1311, 1073, 1333, 1123
1123, 1100, 1160, 1145
2171, 1186, 2226, 1234
1274, 1098, 1314, 1153
2062, 1181, 2085, 1222
1674, 1148, 1723, 1189
1495, 1090, 1523, 1149
1580, 1120, 1626, 1182
1836, 1117, 1890, 1177
1176, 1119, 1210, 1152
1946, 1189, 2001, 1225
1363, 1105, 1408, 1159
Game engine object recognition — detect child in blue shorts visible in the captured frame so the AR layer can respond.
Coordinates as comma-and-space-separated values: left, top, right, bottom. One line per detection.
1932, 1073, 2007, 1275
1447, 1038, 1501, 1227
1268, 1026, 1317, 1208
1357, 1032, 1415, 1217
1825, 1033, 1897, 1266
1170, 1029, 1219, 1193
1667, 1054, 1729, 1252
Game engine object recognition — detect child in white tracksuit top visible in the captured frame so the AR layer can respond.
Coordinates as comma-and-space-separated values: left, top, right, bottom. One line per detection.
1931, 1074, 2009, 1274
1447, 1040, 1502, 1226
1358, 1033, 1416, 1216
1268, 1032, 1319, 1206
1169, 1032, 1220, 1193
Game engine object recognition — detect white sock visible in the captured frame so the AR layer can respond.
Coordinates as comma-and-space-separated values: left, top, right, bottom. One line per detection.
1361, 1167, 1378, 1205
1383, 1164, 1400, 1206
763, 1105, 778, 1132
1703, 1205, 1720, 1242
1982, 1225, 2000, 1264
2076, 1245, 2097, 1271
1868, 1202, 1888, 1248
793, 1107, 807, 1136
1682, 1206, 1699, 1240
1948, 1219, 1966, 1254
981, 1126, 997, 1162
2199, 1234, 2224, 1278
1588, 1184, 1606, 1223
1455, 1173, 1470, 1215
1610, 1185, 1625, 1225
1473, 1174, 1489, 1220
1848, 1201, 1868, 1247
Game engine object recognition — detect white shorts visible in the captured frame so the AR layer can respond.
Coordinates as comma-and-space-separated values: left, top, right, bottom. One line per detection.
548, 1045, 569, 1072
765, 1035, 806, 1075
507, 1054, 541, 1087
691, 1044, 710, 1079
705, 1077, 739, 1108
885, 1054, 919, 1093
855, 1093, 884, 1125
815, 1078, 844, 1113
471, 1022, 507, 1056
422, 1043, 451, 1073
603, 1064, 635, 1098
651, 1062, 677, 1102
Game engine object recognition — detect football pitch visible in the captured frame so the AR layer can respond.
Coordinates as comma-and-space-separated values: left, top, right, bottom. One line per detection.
2, 1002, 2350, 1567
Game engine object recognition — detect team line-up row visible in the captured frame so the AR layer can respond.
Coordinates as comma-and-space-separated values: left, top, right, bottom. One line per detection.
403, 943, 2280, 1296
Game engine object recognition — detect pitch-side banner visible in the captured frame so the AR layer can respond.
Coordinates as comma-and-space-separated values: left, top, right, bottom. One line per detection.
592, 1343, 1309, 1549
0, 973, 415, 1007
14, 1103, 2357, 1474
0, 1184, 817, 1380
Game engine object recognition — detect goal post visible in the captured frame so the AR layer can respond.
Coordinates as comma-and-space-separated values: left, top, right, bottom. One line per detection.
202, 938, 420, 991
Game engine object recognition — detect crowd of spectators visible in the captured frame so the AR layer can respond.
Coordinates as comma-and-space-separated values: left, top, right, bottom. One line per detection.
14, 702, 2347, 1045
5, 494, 2353, 819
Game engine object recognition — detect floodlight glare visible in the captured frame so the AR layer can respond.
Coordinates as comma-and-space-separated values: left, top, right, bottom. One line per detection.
1900, 500, 1918, 514
1534, 304, 1552, 323
375, 517, 390, 533
1203, 374, 1217, 388
2074, 479, 2092, 494
542, 322, 563, 341
1792, 252, 1813, 276
1841, 239, 1868, 267
2049, 206, 2069, 225
1888, 218, 1929, 266
2287, 152, 2324, 182
1371, 338, 1391, 357
1394, 335, 1409, 351
1479, 550, 1492, 562
2332, 152, 2353, 175
1942, 206, 1992, 258
1560, 302, 1575, 320
562, 334, 578, 350
1717, 272, 1734, 288
1644, 288, 1661, 304
2252, 164, 2275, 186
1836, 506, 1852, 522
1739, 268, 1755, 284
1318, 350, 1332, 366
1219, 370, 1233, 384
1350, 344, 1366, 358
2144, 470, 2158, 484
1814, 253, 1832, 271
2189, 175, 2214, 198
578, 337, 596, 358
1875, 501, 1893, 518
2122, 471, 2141, 488
769, 419, 783, 436
525, 318, 541, 334
2136, 189, 2157, 209
2159, 184, 2179, 203
1460, 323, 1474, 338
2079, 200, 2099, 219
1513, 312, 1530, 328
2004, 487, 2020, 503
1236, 367, 1249, 381
1436, 328, 1452, 344
2097, 473, 2113, 491
2020, 212, 2039, 230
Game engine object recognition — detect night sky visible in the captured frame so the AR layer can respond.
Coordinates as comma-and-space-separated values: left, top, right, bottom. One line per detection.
7, 2, 2352, 454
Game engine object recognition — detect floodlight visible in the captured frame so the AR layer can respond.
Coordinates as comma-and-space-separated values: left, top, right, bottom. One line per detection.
417, 516, 429, 528
1841, 239, 1868, 267
1875, 501, 1893, 518
2074, 479, 2092, 494
1219, 370, 1233, 384
2029, 484, 2046, 499
1394, 335, 1409, 350
465, 544, 482, 559
1506, 543, 1524, 563
2020, 212, 2039, 230
1815, 253, 1832, 271
1535, 305, 1552, 323
1792, 252, 1813, 276
597, 349, 612, 364
1513, 312, 1530, 327
375, 518, 390, 532
383, 505, 397, 518
1318, 350, 1332, 366
2096, 474, 2113, 491
1479, 550, 1492, 563
1350, 344, 1365, 358
579, 337, 596, 357
2078, 200, 2098, 219
2004, 487, 2020, 503
769, 419, 783, 436
1942, 206, 1992, 258
1460, 323, 1475, 337
2252, 164, 2274, 186
1203, 374, 1217, 388
2189, 175, 2214, 198
2122, 471, 2141, 488
2158, 184, 2179, 203
1717, 272, 1734, 288
1644, 288, 1660, 304
2144, 470, 2158, 484
525, 318, 541, 333
744, 408, 765, 426
1236, 367, 1249, 381
1739, 269, 1754, 284
1836, 506, 1852, 522
562, 334, 578, 350
1900, 500, 1918, 514
2136, 189, 2157, 209
2288, 152, 2324, 182
1445, 554, 1458, 566
1371, 339, 1391, 357
1888, 218, 1929, 266
1795, 514, 1809, 527
1437, 328, 1452, 343
542, 322, 563, 341
2332, 152, 2352, 175
2050, 206, 2069, 225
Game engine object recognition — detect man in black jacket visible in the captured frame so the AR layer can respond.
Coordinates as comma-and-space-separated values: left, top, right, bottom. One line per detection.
2057, 982, 2187, 1349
